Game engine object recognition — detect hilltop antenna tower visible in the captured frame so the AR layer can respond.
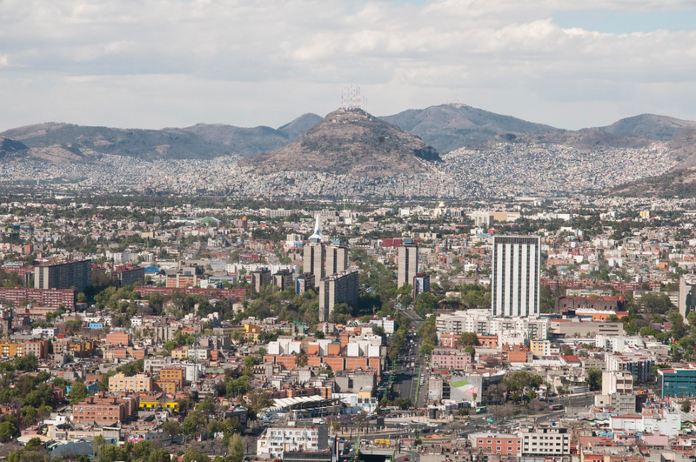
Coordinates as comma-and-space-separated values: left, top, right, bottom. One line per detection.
340, 85, 364, 110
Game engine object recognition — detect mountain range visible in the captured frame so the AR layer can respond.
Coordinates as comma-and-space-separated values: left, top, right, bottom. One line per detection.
2, 103, 696, 195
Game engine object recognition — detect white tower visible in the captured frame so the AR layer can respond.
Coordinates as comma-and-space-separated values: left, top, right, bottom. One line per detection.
491, 235, 540, 317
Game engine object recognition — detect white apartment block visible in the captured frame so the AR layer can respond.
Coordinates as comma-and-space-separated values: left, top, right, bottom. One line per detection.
267, 338, 302, 355
256, 425, 328, 458
602, 370, 634, 395
520, 426, 570, 457
436, 309, 548, 342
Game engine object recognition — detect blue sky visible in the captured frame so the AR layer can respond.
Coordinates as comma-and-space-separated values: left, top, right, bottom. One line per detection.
1, 0, 696, 131
554, 9, 696, 33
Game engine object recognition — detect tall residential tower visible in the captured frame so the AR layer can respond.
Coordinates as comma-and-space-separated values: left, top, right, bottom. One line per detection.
397, 243, 418, 288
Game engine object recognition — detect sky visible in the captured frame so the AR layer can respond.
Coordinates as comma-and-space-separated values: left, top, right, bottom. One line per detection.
2, 0, 696, 131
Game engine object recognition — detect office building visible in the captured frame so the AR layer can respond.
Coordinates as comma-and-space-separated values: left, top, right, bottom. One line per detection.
397, 244, 418, 288
679, 275, 696, 323
319, 269, 359, 322
659, 367, 696, 397
325, 245, 349, 276
34, 259, 91, 292
491, 235, 540, 317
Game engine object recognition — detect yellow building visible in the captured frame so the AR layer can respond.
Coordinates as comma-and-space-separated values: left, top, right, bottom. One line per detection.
0, 341, 21, 358
170, 347, 188, 360
156, 380, 178, 395
159, 367, 185, 388
139, 399, 179, 412
530, 339, 552, 357
0, 340, 48, 359
243, 323, 262, 342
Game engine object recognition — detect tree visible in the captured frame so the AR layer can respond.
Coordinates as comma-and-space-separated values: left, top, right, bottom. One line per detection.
586, 368, 602, 391
182, 410, 206, 435
640, 293, 674, 315
183, 447, 210, 462
330, 303, 351, 324
414, 292, 438, 317
417, 316, 436, 356
503, 371, 543, 403
228, 433, 244, 462
459, 332, 479, 347
161, 420, 181, 438
0, 420, 18, 442
682, 400, 692, 413
69, 381, 89, 404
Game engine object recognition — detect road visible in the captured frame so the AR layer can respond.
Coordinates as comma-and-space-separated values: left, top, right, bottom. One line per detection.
393, 309, 425, 406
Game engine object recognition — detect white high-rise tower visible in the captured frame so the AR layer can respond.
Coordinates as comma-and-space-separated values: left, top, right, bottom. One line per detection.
491, 235, 540, 317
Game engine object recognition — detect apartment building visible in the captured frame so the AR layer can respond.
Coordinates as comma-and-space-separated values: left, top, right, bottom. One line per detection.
108, 373, 153, 393
34, 259, 91, 292
520, 426, 570, 459
256, 425, 328, 458
318, 269, 359, 322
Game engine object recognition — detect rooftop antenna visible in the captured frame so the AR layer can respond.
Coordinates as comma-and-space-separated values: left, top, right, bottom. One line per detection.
340, 85, 364, 110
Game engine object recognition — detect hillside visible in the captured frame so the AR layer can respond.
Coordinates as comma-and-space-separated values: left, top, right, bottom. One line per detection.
381, 103, 564, 152
0, 113, 322, 161
250, 108, 441, 177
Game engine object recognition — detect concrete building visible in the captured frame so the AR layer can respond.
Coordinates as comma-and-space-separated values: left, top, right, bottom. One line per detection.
679, 275, 696, 323
251, 267, 272, 293
303, 244, 326, 289
295, 273, 315, 295
606, 352, 654, 383
303, 216, 326, 289
108, 373, 153, 393
397, 244, 418, 288
491, 235, 540, 317
325, 245, 348, 277
471, 434, 520, 457
520, 426, 570, 459
273, 269, 294, 292
256, 425, 328, 459
318, 269, 359, 322
114, 265, 145, 287
602, 370, 634, 395
436, 309, 549, 342
431, 348, 473, 370
34, 259, 91, 292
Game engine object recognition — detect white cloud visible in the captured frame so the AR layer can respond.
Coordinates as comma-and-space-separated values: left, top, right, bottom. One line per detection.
0, 0, 695, 130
